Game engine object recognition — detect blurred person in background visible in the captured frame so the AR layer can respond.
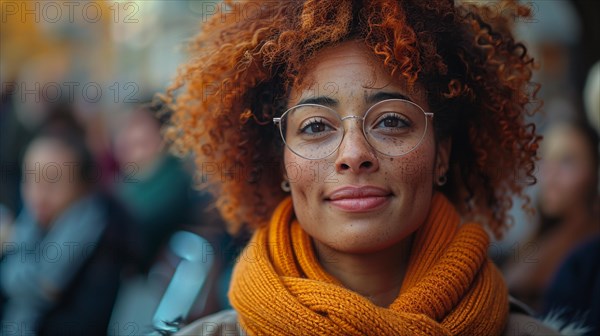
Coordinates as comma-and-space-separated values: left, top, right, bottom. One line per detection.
540, 61, 600, 334
0, 52, 71, 217
107, 103, 234, 332
0, 110, 138, 336
0, 52, 119, 219
506, 120, 600, 312
113, 103, 194, 271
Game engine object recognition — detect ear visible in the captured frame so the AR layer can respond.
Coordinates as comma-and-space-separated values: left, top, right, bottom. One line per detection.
435, 137, 452, 179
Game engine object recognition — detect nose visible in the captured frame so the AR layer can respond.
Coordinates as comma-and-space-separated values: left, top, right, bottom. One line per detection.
334, 121, 379, 174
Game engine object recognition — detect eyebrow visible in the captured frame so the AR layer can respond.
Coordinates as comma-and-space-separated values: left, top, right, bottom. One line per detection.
297, 96, 338, 107
366, 91, 413, 105
295, 91, 413, 107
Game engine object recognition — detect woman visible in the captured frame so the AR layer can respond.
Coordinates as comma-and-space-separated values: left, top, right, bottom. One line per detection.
0, 112, 137, 335
507, 120, 600, 311
114, 104, 195, 270
165, 0, 564, 335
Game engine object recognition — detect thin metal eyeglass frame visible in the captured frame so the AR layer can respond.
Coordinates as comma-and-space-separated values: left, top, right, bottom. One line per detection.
272, 98, 434, 160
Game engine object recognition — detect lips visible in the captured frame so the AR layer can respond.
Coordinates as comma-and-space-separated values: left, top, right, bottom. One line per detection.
326, 186, 392, 212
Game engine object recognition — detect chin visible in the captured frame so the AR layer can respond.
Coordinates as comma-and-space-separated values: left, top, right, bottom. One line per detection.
324, 228, 411, 254
540, 201, 563, 218
328, 239, 404, 255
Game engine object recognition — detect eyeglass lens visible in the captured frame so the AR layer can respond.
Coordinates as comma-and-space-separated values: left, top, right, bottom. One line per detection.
279, 99, 428, 160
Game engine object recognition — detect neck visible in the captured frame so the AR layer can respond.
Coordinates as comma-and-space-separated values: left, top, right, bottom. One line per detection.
314, 235, 414, 307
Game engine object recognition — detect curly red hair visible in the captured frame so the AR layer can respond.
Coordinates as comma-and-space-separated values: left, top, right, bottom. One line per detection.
164, 0, 540, 239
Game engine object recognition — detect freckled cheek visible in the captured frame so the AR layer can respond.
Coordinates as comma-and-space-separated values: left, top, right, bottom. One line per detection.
284, 160, 321, 214
284, 153, 336, 191
382, 140, 436, 187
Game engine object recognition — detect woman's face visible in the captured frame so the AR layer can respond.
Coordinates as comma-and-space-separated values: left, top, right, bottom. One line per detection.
540, 125, 596, 217
284, 41, 450, 254
22, 139, 86, 227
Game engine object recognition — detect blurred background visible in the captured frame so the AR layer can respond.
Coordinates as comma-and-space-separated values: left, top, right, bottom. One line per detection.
0, 0, 598, 335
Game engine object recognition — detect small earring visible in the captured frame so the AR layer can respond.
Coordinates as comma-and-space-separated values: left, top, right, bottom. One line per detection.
281, 180, 291, 192
437, 174, 447, 186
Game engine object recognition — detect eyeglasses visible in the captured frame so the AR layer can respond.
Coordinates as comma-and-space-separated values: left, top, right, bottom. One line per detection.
273, 99, 434, 160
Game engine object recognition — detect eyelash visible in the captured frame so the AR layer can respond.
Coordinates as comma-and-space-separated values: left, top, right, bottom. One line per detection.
299, 117, 333, 134
375, 113, 411, 128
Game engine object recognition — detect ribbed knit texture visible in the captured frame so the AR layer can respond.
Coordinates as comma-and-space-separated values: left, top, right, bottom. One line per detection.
228, 193, 509, 335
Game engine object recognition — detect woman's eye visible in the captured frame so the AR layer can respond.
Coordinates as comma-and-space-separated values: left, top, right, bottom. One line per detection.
375, 113, 410, 129
300, 119, 332, 134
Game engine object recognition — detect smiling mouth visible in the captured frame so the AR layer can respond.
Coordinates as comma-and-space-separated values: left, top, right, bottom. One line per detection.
325, 186, 393, 213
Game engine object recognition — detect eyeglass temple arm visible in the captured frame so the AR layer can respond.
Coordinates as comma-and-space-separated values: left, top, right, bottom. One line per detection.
273, 117, 281, 125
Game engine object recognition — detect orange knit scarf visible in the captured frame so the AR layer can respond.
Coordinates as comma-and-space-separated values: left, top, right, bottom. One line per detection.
229, 193, 509, 335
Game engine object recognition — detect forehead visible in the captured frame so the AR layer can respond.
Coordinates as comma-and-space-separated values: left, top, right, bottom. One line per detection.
25, 138, 75, 164
289, 40, 424, 105
307, 41, 378, 75
543, 126, 591, 159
